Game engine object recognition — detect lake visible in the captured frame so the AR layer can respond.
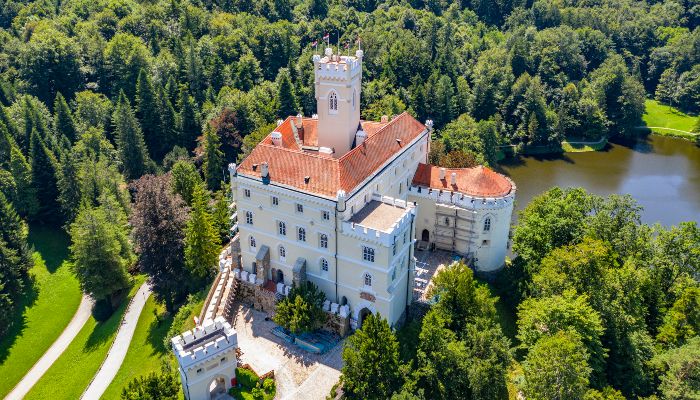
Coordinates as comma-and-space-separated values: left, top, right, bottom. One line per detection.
500, 135, 700, 226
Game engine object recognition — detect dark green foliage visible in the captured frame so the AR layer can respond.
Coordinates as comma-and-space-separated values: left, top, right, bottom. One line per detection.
9, 141, 38, 217
341, 314, 404, 400
53, 93, 77, 143
184, 183, 219, 283
0, 192, 32, 336
273, 281, 326, 335
211, 187, 230, 244
135, 70, 162, 162
170, 159, 201, 205
653, 336, 700, 400
178, 87, 200, 151
275, 68, 298, 118
202, 128, 224, 191
29, 130, 61, 222
69, 198, 132, 302
56, 150, 82, 223
120, 368, 180, 400
113, 92, 152, 180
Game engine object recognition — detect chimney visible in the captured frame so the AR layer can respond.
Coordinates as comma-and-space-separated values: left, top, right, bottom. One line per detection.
450, 172, 457, 186
276, 119, 284, 126
261, 162, 269, 178
439, 168, 446, 180
296, 113, 303, 126
271, 131, 282, 146
380, 115, 389, 123
355, 130, 367, 146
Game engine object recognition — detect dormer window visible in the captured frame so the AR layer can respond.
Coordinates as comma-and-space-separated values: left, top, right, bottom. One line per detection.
329, 91, 338, 114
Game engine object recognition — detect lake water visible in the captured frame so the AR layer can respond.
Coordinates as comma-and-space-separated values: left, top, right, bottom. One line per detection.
499, 135, 700, 226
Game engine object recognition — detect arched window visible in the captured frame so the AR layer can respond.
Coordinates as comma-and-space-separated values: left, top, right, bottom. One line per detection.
320, 258, 329, 272
320, 234, 328, 249
329, 91, 338, 113
279, 246, 286, 260
245, 211, 253, 225
278, 221, 286, 236
483, 217, 491, 232
249, 236, 256, 249
364, 273, 372, 287
297, 227, 306, 242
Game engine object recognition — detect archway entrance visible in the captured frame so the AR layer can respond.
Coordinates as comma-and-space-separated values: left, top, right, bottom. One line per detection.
276, 269, 284, 283
208, 376, 226, 399
358, 307, 372, 329
421, 229, 429, 242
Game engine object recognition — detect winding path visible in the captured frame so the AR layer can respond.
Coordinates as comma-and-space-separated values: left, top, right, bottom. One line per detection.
81, 282, 151, 400
637, 126, 698, 135
5, 295, 94, 400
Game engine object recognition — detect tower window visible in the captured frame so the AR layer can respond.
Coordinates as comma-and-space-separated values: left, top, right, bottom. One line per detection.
364, 273, 372, 286
352, 90, 356, 110
484, 217, 491, 232
271, 196, 279, 206
320, 234, 328, 249
296, 203, 304, 213
362, 246, 375, 262
249, 236, 256, 249
244, 189, 250, 198
279, 246, 286, 260
329, 91, 338, 113
322, 210, 330, 220
321, 258, 329, 272
297, 227, 306, 242
245, 211, 253, 225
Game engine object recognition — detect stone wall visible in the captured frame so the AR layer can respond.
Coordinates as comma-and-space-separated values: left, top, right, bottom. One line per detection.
324, 312, 351, 337
254, 287, 277, 314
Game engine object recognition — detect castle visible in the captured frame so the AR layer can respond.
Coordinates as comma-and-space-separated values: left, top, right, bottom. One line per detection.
228, 47, 516, 328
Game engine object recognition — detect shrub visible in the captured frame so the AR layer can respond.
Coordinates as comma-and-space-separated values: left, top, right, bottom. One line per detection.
237, 367, 259, 389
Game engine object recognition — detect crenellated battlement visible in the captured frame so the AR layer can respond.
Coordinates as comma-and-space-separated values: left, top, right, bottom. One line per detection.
341, 194, 415, 246
171, 316, 237, 370
408, 184, 515, 211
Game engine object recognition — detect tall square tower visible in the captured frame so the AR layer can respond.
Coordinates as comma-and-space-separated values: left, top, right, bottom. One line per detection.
313, 47, 363, 157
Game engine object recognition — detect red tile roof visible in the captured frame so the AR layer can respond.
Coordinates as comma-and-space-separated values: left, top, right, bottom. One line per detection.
237, 113, 427, 198
412, 163, 514, 198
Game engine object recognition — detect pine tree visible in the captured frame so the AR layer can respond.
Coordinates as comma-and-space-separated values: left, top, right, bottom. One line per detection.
276, 68, 299, 118
165, 76, 179, 106
209, 55, 225, 94
157, 85, 179, 158
178, 87, 200, 150
30, 130, 61, 221
211, 187, 230, 244
202, 128, 223, 191
57, 151, 82, 223
0, 192, 33, 336
0, 122, 13, 168
0, 106, 19, 153
185, 38, 204, 103
10, 142, 38, 218
135, 70, 162, 162
184, 183, 219, 283
54, 92, 77, 143
113, 92, 151, 180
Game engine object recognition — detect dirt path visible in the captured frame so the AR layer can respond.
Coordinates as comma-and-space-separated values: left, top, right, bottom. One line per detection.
5, 295, 94, 400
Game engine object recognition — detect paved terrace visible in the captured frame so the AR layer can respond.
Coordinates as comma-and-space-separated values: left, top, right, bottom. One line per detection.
413, 248, 456, 301
231, 304, 343, 400
349, 200, 410, 232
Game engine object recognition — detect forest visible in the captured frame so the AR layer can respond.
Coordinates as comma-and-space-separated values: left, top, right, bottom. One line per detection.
0, 0, 698, 397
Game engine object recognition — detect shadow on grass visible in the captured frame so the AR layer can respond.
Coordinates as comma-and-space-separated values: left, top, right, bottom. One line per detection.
0, 224, 68, 364
147, 310, 174, 356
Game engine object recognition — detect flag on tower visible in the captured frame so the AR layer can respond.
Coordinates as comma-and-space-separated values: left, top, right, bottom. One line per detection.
323, 32, 330, 44
311, 39, 318, 47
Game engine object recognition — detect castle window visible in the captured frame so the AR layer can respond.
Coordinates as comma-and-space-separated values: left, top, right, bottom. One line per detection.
322, 210, 330, 220
445, 217, 450, 226
352, 90, 356, 110
320, 234, 328, 249
297, 227, 306, 242
271, 196, 279, 206
245, 211, 253, 225
483, 217, 491, 232
296, 203, 304, 213
279, 246, 286, 260
244, 189, 250, 198
362, 246, 375, 263
249, 236, 256, 249
393, 241, 397, 256
329, 91, 338, 113
321, 258, 329, 272
278, 221, 286, 236
482, 240, 490, 246
364, 273, 372, 286
391, 268, 396, 281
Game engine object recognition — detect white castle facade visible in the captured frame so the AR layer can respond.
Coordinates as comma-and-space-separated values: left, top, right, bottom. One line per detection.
229, 47, 515, 328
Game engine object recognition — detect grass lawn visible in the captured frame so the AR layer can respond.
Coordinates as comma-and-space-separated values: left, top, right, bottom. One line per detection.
561, 137, 607, 153
101, 296, 175, 400
24, 275, 146, 400
0, 225, 81, 398
642, 99, 698, 139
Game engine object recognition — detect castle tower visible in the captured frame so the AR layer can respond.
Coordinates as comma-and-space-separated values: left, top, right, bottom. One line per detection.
313, 47, 363, 157
171, 317, 238, 400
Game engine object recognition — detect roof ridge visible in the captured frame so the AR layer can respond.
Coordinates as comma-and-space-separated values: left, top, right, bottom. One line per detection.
338, 112, 421, 162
